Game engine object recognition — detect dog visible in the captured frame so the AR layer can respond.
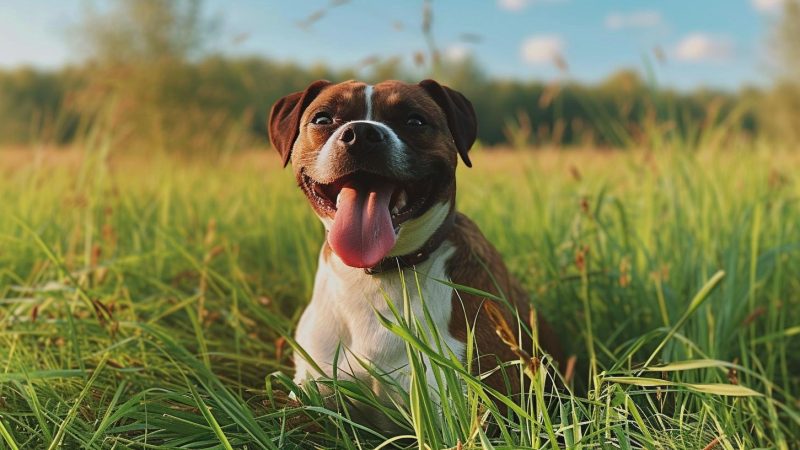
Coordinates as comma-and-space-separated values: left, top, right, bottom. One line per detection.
268, 79, 562, 425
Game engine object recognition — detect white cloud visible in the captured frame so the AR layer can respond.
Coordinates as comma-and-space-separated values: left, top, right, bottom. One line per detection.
751, 0, 785, 13
605, 11, 663, 30
673, 33, 734, 62
444, 44, 470, 63
520, 35, 564, 65
497, 0, 566, 12
498, 0, 528, 11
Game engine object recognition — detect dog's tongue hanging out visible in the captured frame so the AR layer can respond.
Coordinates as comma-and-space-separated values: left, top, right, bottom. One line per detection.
328, 180, 397, 268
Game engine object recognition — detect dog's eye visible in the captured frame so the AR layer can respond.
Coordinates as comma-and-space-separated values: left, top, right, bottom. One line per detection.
406, 114, 426, 127
312, 112, 333, 125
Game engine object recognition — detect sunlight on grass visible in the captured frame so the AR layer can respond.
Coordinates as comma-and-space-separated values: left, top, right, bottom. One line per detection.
0, 143, 798, 448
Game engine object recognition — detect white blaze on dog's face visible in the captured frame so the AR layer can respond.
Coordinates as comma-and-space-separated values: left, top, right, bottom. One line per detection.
269, 80, 477, 268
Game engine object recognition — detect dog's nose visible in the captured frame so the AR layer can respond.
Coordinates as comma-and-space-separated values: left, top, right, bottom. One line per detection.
338, 122, 385, 149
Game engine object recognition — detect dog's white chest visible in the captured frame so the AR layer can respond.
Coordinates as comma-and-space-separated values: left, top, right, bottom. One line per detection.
293, 242, 464, 394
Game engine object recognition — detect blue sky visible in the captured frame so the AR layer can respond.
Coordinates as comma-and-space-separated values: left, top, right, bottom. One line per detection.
0, 0, 787, 90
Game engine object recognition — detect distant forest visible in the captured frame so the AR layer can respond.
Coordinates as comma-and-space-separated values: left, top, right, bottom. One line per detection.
0, 57, 764, 152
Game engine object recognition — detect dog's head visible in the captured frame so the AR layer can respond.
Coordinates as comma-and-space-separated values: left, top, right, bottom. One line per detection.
269, 79, 477, 269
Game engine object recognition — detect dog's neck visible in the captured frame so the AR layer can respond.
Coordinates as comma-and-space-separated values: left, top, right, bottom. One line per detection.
364, 206, 456, 274
318, 201, 456, 275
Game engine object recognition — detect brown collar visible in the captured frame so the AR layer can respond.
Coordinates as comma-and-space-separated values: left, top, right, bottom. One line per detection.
364, 209, 456, 275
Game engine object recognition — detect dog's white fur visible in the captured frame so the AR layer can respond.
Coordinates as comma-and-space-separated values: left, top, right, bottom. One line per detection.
293, 235, 465, 399
314, 119, 410, 177
364, 84, 374, 119
389, 201, 450, 257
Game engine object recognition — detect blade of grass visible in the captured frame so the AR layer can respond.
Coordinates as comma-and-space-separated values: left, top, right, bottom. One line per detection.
643, 270, 725, 367
0, 418, 20, 450
46, 353, 109, 450
187, 381, 234, 450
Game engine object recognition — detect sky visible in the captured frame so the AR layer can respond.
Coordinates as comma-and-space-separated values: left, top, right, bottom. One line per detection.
0, 0, 788, 90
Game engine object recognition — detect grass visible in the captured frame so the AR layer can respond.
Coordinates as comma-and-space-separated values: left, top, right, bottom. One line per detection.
0, 138, 798, 449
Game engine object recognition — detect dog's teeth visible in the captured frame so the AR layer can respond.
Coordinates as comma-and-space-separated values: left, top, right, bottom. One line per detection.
395, 190, 408, 211
391, 205, 400, 215
336, 191, 343, 208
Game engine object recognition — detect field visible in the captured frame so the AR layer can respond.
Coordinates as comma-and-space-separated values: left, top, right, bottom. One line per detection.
0, 141, 799, 449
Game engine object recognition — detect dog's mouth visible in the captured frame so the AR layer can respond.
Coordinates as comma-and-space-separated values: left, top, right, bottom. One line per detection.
301, 171, 435, 268
303, 172, 433, 224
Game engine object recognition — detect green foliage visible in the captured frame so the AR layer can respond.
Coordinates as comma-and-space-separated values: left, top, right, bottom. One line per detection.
773, 0, 800, 81
0, 67, 84, 145
0, 60, 762, 152
760, 0, 800, 145
75, 0, 215, 65
0, 139, 798, 447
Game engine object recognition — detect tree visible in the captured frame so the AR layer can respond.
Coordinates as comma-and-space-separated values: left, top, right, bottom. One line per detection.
70, 0, 224, 153
773, 0, 800, 81
762, 0, 800, 144
74, 0, 216, 65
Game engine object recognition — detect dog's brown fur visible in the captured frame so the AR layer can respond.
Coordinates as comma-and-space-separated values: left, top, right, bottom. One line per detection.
447, 213, 563, 393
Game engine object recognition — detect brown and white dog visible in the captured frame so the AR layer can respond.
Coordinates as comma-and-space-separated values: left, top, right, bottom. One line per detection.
269, 79, 562, 417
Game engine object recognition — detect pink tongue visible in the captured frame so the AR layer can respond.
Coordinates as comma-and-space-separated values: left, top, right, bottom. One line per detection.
328, 181, 397, 268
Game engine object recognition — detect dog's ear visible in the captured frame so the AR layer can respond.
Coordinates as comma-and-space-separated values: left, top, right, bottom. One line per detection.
268, 80, 332, 167
418, 79, 477, 167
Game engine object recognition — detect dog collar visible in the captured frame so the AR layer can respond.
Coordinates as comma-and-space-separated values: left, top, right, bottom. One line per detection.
364, 208, 456, 275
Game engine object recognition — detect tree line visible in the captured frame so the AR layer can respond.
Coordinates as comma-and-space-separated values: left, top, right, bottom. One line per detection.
0, 57, 765, 152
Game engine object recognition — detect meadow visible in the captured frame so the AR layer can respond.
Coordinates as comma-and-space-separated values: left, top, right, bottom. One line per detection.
0, 137, 798, 448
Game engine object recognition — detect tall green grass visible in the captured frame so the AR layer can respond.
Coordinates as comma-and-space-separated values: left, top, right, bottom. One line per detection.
0, 140, 798, 448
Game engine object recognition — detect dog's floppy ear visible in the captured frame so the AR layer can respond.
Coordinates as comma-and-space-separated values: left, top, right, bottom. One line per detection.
268, 80, 332, 167
418, 79, 477, 167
